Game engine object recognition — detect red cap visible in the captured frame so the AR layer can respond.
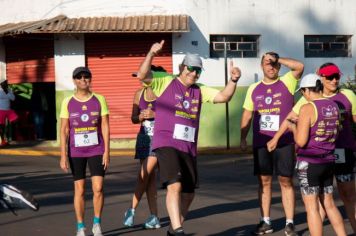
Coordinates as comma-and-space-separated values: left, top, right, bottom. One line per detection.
318, 65, 342, 76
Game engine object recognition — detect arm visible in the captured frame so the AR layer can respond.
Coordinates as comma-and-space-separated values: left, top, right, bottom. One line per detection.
131, 89, 144, 124
6, 89, 15, 101
101, 114, 110, 170
213, 61, 241, 103
240, 109, 253, 151
59, 118, 69, 172
267, 111, 298, 152
137, 40, 165, 84
278, 57, 304, 79
289, 104, 313, 147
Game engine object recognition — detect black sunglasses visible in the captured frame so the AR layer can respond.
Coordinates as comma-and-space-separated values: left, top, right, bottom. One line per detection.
74, 74, 91, 80
324, 73, 340, 81
186, 65, 202, 75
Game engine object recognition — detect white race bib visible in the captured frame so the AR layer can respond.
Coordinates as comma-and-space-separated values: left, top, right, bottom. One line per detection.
334, 148, 346, 164
260, 114, 280, 131
142, 120, 155, 136
74, 131, 99, 147
173, 124, 195, 142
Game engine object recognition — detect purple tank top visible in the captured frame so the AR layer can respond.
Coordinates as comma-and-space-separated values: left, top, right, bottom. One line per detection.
152, 78, 202, 156
329, 91, 355, 150
297, 99, 339, 164
138, 88, 156, 135
252, 80, 294, 147
67, 95, 105, 158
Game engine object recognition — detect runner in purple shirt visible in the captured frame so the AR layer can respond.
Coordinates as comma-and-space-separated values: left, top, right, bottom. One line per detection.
136, 40, 241, 236
60, 67, 110, 236
286, 74, 346, 236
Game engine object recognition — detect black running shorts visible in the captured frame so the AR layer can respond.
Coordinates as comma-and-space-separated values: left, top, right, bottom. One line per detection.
155, 147, 198, 193
253, 144, 295, 177
69, 155, 105, 181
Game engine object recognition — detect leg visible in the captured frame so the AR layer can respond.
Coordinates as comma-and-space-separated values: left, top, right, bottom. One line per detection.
322, 193, 347, 236
74, 179, 86, 223
302, 194, 323, 236
166, 182, 182, 230
130, 159, 148, 210
258, 175, 272, 218
180, 192, 195, 224
337, 181, 356, 234
91, 176, 104, 218
279, 176, 295, 221
145, 156, 158, 215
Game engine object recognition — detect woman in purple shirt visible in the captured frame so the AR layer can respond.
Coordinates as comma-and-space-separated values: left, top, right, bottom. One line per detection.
287, 74, 346, 236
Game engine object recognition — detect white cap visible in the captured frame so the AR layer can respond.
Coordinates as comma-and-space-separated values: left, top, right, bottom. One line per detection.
296, 73, 321, 92
182, 53, 203, 68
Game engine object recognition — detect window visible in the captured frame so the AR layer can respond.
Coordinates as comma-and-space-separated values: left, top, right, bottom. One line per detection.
304, 35, 352, 57
210, 35, 260, 58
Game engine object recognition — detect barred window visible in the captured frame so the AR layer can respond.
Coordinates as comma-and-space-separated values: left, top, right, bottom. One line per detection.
210, 35, 260, 58
304, 35, 352, 58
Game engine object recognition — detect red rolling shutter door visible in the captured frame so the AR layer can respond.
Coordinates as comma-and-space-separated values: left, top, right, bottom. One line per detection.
4, 35, 55, 84
85, 33, 172, 138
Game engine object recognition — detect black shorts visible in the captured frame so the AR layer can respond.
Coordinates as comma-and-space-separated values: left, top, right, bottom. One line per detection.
69, 155, 105, 181
334, 149, 355, 183
254, 144, 295, 177
155, 147, 198, 193
296, 160, 334, 195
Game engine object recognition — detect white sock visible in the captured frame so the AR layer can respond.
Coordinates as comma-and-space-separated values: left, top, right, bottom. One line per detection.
286, 219, 294, 225
261, 217, 271, 225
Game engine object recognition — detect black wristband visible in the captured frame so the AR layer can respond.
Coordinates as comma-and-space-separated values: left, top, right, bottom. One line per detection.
230, 77, 239, 83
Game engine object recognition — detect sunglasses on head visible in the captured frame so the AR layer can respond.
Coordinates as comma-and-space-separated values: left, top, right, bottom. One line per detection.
324, 73, 340, 81
186, 65, 202, 75
74, 74, 91, 80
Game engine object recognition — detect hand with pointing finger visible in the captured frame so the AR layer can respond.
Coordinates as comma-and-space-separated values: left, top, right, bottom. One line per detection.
149, 40, 165, 56
230, 60, 241, 82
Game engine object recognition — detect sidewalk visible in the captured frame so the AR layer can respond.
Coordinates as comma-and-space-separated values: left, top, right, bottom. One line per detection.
0, 141, 252, 157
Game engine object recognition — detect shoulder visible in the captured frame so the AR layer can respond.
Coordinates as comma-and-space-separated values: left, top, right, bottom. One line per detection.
340, 88, 355, 99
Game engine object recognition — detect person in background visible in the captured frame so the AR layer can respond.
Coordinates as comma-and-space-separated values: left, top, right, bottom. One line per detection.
123, 67, 164, 229
0, 78, 18, 146
60, 66, 110, 236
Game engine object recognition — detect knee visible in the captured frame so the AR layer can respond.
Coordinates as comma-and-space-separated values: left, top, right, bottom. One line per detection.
279, 177, 293, 188
167, 182, 182, 194
92, 185, 103, 197
75, 186, 85, 197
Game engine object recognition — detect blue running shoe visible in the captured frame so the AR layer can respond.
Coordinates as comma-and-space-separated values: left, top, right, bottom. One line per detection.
144, 214, 161, 229
123, 208, 135, 227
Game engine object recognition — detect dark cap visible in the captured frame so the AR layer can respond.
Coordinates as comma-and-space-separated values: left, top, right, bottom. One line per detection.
72, 66, 92, 78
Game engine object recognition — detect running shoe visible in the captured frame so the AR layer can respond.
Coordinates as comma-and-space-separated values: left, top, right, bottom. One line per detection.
0, 184, 39, 215
76, 228, 86, 236
144, 214, 161, 229
92, 223, 103, 236
284, 223, 297, 236
252, 221, 274, 235
167, 230, 186, 235
123, 208, 135, 227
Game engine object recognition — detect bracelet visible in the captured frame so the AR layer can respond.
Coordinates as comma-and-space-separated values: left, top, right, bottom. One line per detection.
230, 77, 239, 83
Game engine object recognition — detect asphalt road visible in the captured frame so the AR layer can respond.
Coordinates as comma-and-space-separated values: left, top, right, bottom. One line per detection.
0, 154, 353, 236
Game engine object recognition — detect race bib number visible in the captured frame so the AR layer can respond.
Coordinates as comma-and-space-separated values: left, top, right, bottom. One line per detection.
173, 124, 195, 142
334, 148, 346, 164
260, 114, 280, 131
74, 131, 99, 147
142, 120, 155, 136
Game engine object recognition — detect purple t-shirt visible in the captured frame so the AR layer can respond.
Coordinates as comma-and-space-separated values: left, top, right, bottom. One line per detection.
297, 99, 340, 164
60, 93, 109, 158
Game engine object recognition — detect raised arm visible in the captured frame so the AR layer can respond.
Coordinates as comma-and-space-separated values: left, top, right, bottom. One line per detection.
278, 57, 304, 79
213, 61, 241, 103
137, 40, 165, 84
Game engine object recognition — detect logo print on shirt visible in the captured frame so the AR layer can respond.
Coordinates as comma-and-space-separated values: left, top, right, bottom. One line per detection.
267, 89, 272, 94
175, 94, 183, 101
265, 97, 272, 105
82, 105, 87, 111
81, 114, 89, 122
72, 120, 79, 126
185, 91, 189, 97
70, 112, 80, 118
183, 100, 190, 109
322, 105, 337, 117
273, 92, 281, 98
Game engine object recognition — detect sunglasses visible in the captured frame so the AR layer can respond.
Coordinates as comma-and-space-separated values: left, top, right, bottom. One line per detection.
74, 74, 91, 80
186, 65, 202, 75
324, 73, 340, 81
